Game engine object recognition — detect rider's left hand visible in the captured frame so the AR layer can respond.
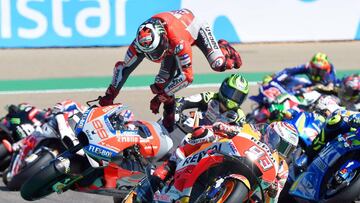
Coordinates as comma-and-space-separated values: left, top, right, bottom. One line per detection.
218, 39, 242, 70
150, 95, 162, 114
150, 83, 164, 95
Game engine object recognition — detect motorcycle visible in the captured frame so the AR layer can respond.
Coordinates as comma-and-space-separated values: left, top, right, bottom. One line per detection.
21, 102, 178, 201
123, 123, 277, 203
277, 94, 353, 202
289, 128, 360, 203
269, 98, 326, 151
2, 100, 85, 190
247, 75, 321, 123
0, 103, 48, 171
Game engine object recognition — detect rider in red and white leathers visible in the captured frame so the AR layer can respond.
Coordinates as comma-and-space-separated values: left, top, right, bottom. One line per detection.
98, 8, 242, 131
134, 122, 298, 203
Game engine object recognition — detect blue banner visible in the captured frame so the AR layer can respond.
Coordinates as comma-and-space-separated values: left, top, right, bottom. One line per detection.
1, 0, 359, 48
0, 0, 182, 48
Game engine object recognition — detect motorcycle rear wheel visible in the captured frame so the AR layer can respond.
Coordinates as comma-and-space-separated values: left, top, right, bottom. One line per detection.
7, 150, 55, 191
20, 161, 67, 201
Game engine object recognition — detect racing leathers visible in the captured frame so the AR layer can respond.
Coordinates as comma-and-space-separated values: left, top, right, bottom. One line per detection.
175, 91, 246, 126
134, 122, 289, 203
271, 63, 337, 94
4, 103, 49, 140
99, 9, 242, 131
308, 108, 360, 160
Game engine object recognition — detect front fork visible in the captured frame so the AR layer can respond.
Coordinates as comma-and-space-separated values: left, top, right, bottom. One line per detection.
52, 144, 96, 193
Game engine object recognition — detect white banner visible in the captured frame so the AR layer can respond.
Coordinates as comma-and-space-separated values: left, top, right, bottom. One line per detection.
0, 0, 359, 47
183, 0, 360, 42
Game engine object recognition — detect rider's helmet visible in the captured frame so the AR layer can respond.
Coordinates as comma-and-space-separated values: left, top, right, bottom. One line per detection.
109, 108, 135, 131
134, 18, 168, 62
308, 52, 332, 83
218, 73, 249, 112
262, 121, 299, 158
262, 74, 273, 85
338, 74, 360, 103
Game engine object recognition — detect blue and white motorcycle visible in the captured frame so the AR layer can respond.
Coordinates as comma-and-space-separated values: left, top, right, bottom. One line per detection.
247, 75, 318, 124
289, 127, 360, 203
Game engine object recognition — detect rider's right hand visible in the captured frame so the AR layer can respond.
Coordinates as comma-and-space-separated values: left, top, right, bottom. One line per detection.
212, 122, 239, 138
218, 39, 242, 70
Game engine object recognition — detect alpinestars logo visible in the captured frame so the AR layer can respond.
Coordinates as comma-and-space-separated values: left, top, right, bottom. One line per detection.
174, 41, 184, 54
199, 27, 219, 54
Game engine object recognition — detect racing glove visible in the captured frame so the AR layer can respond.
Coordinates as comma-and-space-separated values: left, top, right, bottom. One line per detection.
150, 95, 162, 114
267, 182, 278, 198
99, 85, 119, 106
150, 94, 174, 114
212, 122, 240, 138
150, 83, 165, 95
218, 39, 242, 70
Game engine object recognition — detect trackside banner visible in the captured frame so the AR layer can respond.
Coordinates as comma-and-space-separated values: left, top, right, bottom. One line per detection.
0, 0, 359, 48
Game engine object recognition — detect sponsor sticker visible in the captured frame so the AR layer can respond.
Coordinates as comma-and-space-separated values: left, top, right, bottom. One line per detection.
85, 144, 115, 160
211, 57, 224, 69
174, 41, 184, 54
182, 143, 222, 166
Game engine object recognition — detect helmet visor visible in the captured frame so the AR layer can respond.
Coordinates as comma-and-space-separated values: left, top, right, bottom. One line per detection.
277, 136, 296, 158
310, 67, 328, 82
219, 82, 247, 109
264, 128, 281, 152
144, 36, 168, 61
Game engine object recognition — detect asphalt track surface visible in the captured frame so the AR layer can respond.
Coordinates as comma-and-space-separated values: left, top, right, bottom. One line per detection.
0, 41, 359, 203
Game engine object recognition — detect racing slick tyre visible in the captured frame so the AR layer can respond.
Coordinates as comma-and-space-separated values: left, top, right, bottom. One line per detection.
113, 196, 124, 203
193, 178, 249, 203
7, 150, 55, 191
0, 144, 11, 171
20, 160, 67, 201
190, 166, 250, 203
2, 168, 10, 186
278, 180, 297, 203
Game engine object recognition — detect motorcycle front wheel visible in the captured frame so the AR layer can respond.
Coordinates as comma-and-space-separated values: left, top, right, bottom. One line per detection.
190, 165, 251, 203
20, 161, 67, 201
0, 141, 12, 171
7, 150, 55, 191
321, 153, 360, 202
196, 178, 249, 203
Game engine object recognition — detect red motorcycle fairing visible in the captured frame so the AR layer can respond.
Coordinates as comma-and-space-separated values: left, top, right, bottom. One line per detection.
152, 127, 279, 202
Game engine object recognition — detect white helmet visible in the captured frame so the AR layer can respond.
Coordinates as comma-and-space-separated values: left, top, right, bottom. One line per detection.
263, 121, 299, 158
315, 95, 343, 115
134, 19, 168, 61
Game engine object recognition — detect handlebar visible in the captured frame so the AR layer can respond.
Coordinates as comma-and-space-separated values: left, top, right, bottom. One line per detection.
86, 97, 100, 107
